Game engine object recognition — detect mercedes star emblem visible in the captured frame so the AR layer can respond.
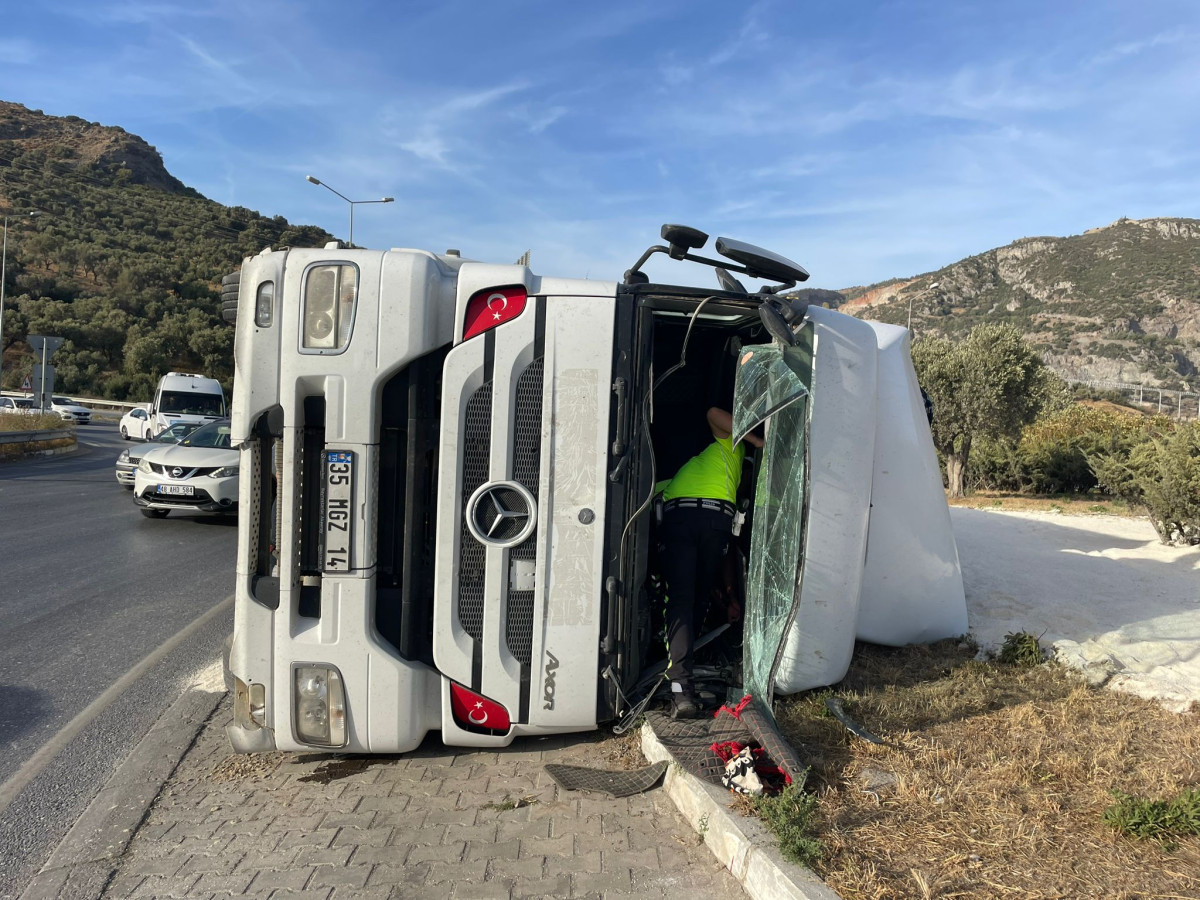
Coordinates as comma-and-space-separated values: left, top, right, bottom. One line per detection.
466, 482, 537, 548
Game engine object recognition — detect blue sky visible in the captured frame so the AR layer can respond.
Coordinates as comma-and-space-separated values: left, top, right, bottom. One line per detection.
2, 0, 1198, 290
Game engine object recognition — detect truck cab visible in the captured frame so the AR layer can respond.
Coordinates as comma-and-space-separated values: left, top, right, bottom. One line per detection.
223, 226, 966, 754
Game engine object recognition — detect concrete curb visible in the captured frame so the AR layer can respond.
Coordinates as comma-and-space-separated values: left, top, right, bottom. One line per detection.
641, 723, 842, 900
20, 689, 224, 900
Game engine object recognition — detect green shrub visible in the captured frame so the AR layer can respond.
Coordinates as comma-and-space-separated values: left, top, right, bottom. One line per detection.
1104, 788, 1200, 845
1092, 420, 1200, 544
753, 780, 823, 869
998, 631, 1044, 667
969, 404, 1146, 494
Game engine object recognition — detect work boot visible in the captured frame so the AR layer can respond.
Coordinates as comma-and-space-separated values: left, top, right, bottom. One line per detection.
670, 686, 700, 720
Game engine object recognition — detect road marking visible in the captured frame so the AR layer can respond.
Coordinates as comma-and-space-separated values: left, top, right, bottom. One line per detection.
0, 594, 234, 818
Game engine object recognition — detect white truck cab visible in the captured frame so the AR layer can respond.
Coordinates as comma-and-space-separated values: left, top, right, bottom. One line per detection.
221, 225, 967, 755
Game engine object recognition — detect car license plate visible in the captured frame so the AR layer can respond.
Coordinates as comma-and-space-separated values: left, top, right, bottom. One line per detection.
157, 484, 194, 496
321, 450, 354, 572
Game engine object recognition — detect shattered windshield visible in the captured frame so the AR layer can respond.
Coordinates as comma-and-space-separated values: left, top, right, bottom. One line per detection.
733, 332, 813, 716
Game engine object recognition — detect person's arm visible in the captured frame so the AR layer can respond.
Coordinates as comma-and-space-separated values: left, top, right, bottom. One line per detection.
707, 407, 764, 448
707, 407, 733, 439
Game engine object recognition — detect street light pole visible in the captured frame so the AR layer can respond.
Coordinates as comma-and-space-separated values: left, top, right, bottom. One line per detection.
0, 210, 42, 389
907, 280, 940, 332
305, 176, 394, 248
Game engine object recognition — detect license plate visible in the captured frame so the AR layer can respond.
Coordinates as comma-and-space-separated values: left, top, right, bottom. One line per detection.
321, 450, 354, 572
157, 484, 194, 496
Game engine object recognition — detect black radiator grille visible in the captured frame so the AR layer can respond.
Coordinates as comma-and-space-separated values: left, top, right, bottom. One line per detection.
458, 381, 493, 643
505, 357, 544, 666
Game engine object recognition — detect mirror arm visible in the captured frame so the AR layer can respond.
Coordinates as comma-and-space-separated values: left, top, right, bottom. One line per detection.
624, 244, 670, 283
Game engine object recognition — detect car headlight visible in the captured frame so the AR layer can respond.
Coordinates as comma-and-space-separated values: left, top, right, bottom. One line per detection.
208, 466, 239, 478
118, 450, 130, 463
293, 664, 347, 747
137, 458, 153, 473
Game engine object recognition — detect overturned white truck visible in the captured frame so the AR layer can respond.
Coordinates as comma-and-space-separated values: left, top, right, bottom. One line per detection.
221, 224, 966, 754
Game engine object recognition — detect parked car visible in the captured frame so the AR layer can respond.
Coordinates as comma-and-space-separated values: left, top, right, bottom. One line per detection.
119, 404, 154, 440
115, 421, 201, 488
133, 418, 238, 518
50, 396, 92, 424
0, 396, 40, 415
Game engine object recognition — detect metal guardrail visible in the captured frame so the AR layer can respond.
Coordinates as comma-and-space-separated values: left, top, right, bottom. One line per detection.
0, 391, 139, 413
0, 427, 74, 445
1067, 378, 1198, 420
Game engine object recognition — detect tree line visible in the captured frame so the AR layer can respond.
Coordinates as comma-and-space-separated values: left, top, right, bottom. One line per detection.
915, 323, 1199, 544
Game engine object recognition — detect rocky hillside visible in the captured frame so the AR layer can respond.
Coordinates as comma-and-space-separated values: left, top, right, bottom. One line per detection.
0, 102, 191, 194
0, 101, 331, 399
830, 218, 1200, 390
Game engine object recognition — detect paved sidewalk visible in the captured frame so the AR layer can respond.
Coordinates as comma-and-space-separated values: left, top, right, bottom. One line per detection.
39, 693, 748, 900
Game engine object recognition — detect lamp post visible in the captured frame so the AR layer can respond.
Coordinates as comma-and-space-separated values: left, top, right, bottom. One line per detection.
0, 210, 42, 389
907, 280, 939, 332
305, 176, 393, 247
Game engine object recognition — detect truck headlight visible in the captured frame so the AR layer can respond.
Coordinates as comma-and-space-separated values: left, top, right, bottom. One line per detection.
293, 664, 347, 747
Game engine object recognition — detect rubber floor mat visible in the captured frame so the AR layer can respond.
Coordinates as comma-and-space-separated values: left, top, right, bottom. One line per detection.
646, 710, 754, 787
544, 760, 669, 798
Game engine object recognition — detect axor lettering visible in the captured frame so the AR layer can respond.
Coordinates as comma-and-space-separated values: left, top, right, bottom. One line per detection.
542, 652, 560, 710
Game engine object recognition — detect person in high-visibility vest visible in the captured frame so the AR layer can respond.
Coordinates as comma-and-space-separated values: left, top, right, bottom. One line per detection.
658, 407, 762, 718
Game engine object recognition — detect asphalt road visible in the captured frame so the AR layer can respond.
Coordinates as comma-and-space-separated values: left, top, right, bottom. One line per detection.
0, 419, 236, 896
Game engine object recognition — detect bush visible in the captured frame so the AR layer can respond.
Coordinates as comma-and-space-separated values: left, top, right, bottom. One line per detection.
753, 780, 823, 868
1092, 419, 1200, 544
968, 404, 1146, 494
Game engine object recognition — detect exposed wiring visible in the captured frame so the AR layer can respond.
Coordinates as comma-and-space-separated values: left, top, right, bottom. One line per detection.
617, 294, 716, 558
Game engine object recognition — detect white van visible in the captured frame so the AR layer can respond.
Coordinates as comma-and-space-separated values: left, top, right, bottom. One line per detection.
149, 372, 227, 437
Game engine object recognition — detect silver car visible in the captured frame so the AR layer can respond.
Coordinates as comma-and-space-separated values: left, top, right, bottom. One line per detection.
115, 421, 201, 488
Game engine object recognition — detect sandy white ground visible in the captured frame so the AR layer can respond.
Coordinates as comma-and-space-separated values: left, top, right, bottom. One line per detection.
951, 507, 1200, 713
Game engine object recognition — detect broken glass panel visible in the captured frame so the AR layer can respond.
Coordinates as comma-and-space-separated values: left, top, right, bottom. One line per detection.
733, 332, 813, 719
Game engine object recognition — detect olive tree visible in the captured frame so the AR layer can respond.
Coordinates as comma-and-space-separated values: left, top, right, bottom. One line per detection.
912, 324, 1060, 497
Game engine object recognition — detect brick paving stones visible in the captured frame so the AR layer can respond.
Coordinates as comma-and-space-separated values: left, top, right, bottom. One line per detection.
97, 697, 746, 899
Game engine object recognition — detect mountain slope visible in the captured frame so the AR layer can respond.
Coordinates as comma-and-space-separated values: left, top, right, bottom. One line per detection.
833, 218, 1200, 389
0, 101, 331, 399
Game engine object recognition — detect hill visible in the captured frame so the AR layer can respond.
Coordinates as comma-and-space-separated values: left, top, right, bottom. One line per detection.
826, 218, 1200, 390
0, 100, 331, 399
3, 101, 1197, 398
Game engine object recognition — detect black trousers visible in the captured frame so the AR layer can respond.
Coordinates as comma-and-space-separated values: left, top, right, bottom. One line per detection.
659, 506, 733, 689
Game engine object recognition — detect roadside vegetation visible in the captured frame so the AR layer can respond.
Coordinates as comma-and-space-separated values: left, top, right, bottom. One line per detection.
0, 410, 71, 460
912, 325, 1200, 543
768, 638, 1200, 899
0, 102, 331, 401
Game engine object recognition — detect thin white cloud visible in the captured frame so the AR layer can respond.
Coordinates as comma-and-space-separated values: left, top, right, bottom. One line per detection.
1091, 29, 1190, 66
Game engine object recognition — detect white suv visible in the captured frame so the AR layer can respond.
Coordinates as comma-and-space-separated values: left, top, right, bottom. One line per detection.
133, 418, 238, 518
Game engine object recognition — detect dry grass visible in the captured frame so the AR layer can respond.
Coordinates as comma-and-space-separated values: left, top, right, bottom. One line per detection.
946, 491, 1139, 518
775, 641, 1200, 900
0, 412, 67, 432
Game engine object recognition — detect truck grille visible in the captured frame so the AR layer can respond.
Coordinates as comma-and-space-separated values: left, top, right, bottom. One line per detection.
505, 357, 543, 666
457, 381, 493, 643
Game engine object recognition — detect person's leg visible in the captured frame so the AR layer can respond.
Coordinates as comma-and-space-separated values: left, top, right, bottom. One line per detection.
692, 514, 731, 639
659, 510, 701, 715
